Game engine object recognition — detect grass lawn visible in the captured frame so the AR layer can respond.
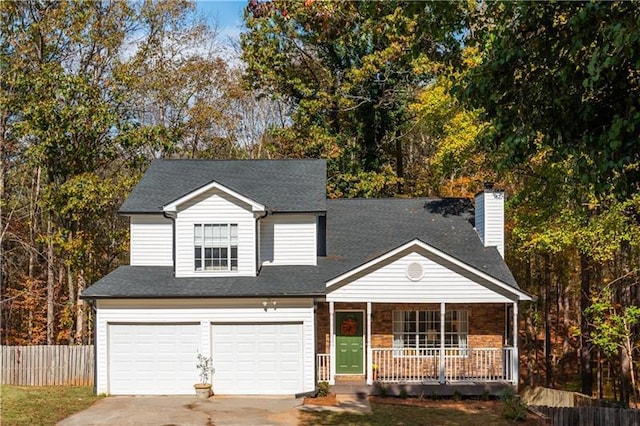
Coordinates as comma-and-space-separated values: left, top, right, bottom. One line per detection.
300, 400, 539, 426
0, 385, 102, 425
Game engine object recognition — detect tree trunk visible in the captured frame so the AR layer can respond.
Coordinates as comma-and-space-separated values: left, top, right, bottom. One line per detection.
623, 332, 638, 408
580, 253, 593, 396
619, 280, 634, 406
46, 216, 55, 345
524, 258, 535, 387
27, 167, 42, 344
75, 269, 86, 344
68, 265, 75, 344
544, 254, 553, 387
562, 282, 572, 376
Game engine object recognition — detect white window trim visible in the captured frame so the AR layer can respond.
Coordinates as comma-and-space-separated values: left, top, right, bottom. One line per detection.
194, 223, 238, 272
392, 309, 468, 358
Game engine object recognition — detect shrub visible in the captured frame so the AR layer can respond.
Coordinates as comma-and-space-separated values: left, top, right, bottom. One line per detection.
399, 388, 408, 399
317, 381, 330, 397
500, 388, 527, 422
377, 384, 388, 397
430, 391, 439, 400
453, 390, 463, 401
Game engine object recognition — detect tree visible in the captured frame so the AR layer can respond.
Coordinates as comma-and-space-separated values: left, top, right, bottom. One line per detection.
463, 1, 640, 200
588, 281, 640, 407
242, 0, 472, 196
0, 0, 252, 345
462, 0, 640, 397
404, 48, 490, 197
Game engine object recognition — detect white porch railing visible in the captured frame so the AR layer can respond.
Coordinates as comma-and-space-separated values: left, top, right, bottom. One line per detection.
318, 348, 514, 384
373, 348, 440, 382
372, 347, 514, 383
317, 353, 330, 382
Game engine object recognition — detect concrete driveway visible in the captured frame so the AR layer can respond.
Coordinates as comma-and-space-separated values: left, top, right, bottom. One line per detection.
57, 395, 302, 426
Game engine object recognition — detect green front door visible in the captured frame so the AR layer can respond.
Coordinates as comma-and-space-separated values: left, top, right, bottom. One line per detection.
335, 312, 364, 374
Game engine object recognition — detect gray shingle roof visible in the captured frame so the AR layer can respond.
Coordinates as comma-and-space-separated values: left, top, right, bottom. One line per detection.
119, 159, 327, 214
324, 198, 518, 287
82, 197, 520, 299
81, 265, 329, 298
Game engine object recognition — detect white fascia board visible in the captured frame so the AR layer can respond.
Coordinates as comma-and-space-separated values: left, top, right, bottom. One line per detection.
163, 181, 266, 213
326, 239, 533, 302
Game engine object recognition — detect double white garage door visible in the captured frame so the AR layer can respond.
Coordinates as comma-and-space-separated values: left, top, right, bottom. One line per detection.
108, 323, 303, 395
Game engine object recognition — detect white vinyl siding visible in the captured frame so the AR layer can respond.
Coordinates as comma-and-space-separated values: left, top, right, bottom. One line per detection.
260, 214, 317, 266
174, 189, 255, 277
129, 215, 173, 266
327, 251, 514, 303
94, 298, 315, 396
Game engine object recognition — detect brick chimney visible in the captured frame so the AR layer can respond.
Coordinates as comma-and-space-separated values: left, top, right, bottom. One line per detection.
475, 183, 505, 258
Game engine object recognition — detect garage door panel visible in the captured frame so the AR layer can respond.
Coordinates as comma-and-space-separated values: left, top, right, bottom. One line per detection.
109, 323, 200, 395
212, 323, 303, 394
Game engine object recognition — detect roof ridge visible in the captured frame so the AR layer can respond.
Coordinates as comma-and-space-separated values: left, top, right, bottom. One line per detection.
327, 197, 468, 202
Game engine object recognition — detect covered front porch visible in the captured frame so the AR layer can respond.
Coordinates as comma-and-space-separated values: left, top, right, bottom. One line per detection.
317, 240, 533, 391
315, 301, 520, 387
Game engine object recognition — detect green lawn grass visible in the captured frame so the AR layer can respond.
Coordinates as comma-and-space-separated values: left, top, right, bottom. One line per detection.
0, 385, 102, 425
300, 401, 530, 426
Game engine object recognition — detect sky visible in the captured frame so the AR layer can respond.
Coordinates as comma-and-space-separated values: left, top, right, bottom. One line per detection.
195, 1, 247, 42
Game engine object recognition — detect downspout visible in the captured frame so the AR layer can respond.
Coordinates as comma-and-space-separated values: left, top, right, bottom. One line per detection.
314, 297, 318, 393
294, 297, 318, 399
255, 210, 269, 275
296, 297, 319, 398
163, 211, 176, 276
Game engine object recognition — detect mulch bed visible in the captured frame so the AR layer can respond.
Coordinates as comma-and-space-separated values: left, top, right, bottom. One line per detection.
303, 393, 338, 406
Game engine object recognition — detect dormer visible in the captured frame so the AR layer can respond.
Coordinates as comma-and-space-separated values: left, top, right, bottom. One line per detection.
164, 181, 265, 277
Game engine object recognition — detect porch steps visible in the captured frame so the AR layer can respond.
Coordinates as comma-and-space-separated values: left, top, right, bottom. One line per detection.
331, 378, 368, 399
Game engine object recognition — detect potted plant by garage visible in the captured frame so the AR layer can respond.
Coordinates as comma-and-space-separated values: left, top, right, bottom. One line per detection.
194, 352, 214, 399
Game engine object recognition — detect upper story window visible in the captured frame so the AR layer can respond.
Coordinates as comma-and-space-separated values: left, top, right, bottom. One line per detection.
194, 224, 238, 271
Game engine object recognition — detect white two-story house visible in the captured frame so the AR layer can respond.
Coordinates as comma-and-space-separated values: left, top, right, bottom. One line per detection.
82, 159, 532, 396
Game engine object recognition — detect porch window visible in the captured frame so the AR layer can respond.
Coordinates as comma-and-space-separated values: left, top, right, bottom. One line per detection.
392, 310, 468, 354
194, 224, 238, 271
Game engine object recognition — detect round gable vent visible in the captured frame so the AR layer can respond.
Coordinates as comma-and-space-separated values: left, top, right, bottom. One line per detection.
406, 262, 424, 281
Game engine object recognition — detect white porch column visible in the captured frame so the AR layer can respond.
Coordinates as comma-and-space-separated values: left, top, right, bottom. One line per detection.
366, 302, 373, 385
512, 302, 519, 386
439, 302, 445, 384
329, 301, 335, 385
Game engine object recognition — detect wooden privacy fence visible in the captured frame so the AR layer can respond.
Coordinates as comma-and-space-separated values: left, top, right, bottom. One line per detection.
532, 405, 640, 426
1, 345, 94, 386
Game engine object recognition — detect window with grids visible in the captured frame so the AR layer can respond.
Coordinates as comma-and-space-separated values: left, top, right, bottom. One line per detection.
392, 310, 468, 352
194, 224, 238, 271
